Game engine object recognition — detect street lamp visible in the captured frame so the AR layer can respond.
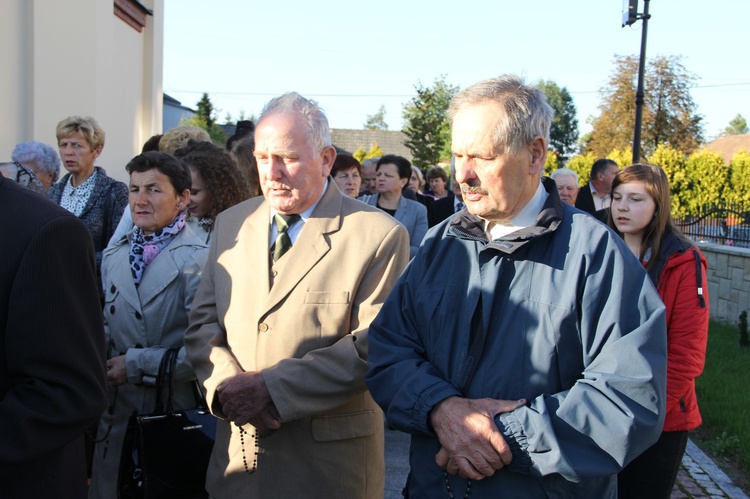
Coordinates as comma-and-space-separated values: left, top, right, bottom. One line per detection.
623, 0, 651, 163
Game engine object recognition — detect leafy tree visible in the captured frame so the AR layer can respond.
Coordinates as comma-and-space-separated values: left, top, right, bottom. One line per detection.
353, 142, 384, 163
543, 150, 560, 177
727, 151, 750, 206
586, 55, 704, 158
647, 144, 688, 215
537, 80, 579, 162
567, 153, 596, 186
683, 150, 727, 215
402, 76, 459, 168
723, 114, 749, 136
364, 105, 388, 131
644, 56, 703, 155
196, 92, 218, 129
607, 148, 633, 170
224, 112, 234, 125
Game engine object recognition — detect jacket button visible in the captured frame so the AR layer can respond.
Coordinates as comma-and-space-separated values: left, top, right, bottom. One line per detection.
135, 311, 142, 320
271, 270, 278, 277
110, 284, 116, 293
258, 323, 269, 332
110, 305, 115, 314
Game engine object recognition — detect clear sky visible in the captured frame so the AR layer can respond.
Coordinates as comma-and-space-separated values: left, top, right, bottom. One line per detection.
163, 0, 750, 143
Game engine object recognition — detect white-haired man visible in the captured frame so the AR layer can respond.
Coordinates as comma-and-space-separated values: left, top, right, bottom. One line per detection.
186, 92, 409, 498
550, 167, 580, 205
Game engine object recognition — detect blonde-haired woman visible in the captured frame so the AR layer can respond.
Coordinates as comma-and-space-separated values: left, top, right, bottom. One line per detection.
49, 116, 128, 297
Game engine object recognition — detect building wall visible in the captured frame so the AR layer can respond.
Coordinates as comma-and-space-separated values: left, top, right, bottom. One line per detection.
0, 0, 164, 185
699, 243, 750, 324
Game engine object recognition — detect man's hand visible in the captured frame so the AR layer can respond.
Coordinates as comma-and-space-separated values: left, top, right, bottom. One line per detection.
106, 355, 127, 387
431, 396, 526, 480
216, 371, 282, 432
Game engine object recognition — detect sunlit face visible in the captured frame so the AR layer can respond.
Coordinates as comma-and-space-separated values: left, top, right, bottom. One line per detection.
58, 132, 100, 178
408, 170, 420, 192
429, 176, 447, 197
187, 166, 211, 218
254, 112, 334, 215
450, 172, 462, 200
333, 167, 362, 198
376, 163, 407, 196
452, 102, 545, 222
555, 174, 579, 205
611, 181, 656, 240
362, 164, 377, 194
129, 169, 189, 235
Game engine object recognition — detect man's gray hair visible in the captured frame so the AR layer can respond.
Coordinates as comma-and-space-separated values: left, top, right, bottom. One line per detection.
259, 92, 331, 153
550, 167, 579, 185
12, 141, 62, 183
447, 75, 553, 154
361, 157, 381, 169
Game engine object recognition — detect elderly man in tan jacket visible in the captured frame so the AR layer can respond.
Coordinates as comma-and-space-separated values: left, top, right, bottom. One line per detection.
185, 92, 409, 498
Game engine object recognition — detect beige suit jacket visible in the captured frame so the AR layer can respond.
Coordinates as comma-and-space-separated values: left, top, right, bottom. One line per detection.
185, 183, 409, 498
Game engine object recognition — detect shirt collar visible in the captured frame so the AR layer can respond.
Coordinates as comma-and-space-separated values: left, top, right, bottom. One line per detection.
485, 181, 547, 240
269, 178, 329, 224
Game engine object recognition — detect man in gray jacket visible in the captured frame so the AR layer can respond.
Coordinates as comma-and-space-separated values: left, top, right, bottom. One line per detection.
366, 75, 667, 498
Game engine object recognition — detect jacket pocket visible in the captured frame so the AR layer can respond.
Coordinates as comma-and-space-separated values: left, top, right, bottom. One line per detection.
311, 410, 375, 442
304, 291, 350, 304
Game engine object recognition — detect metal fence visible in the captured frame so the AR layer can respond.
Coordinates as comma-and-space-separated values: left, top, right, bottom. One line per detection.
674, 203, 750, 248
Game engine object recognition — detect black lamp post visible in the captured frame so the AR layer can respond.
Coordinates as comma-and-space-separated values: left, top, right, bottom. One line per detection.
624, 0, 651, 163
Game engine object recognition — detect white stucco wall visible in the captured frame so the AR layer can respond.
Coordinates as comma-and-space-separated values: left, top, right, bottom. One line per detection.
0, 0, 163, 185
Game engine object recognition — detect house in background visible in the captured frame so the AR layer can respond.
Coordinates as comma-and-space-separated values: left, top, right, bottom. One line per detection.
705, 134, 750, 165
0, 0, 164, 184
163, 94, 196, 131
330, 129, 412, 161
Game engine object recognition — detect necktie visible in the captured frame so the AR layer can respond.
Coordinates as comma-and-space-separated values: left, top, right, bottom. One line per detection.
456, 201, 465, 212
272, 213, 301, 262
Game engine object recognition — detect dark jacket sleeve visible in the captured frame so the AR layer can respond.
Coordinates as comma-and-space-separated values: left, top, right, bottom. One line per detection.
0, 215, 107, 466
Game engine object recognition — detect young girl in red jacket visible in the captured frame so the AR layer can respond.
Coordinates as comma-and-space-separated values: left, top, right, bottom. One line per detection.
609, 163, 709, 499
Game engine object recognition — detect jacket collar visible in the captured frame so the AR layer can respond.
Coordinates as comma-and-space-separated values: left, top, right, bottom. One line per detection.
104, 223, 206, 311
647, 227, 695, 284
447, 177, 563, 254
52, 166, 113, 217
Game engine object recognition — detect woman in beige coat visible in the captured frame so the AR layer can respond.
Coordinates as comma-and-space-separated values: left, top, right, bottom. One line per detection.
89, 152, 209, 499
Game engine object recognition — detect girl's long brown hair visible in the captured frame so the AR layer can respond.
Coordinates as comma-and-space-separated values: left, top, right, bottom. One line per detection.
608, 162, 692, 275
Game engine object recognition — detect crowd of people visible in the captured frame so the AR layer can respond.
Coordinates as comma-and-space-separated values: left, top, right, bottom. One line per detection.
0, 74, 709, 499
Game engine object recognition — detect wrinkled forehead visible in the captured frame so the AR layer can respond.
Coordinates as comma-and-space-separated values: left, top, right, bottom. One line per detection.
555, 174, 578, 187
451, 103, 502, 154
58, 131, 88, 145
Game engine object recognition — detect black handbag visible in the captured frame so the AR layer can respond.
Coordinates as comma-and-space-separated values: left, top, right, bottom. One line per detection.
118, 348, 216, 499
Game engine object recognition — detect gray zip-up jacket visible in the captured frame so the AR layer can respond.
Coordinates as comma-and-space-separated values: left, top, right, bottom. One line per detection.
366, 178, 667, 498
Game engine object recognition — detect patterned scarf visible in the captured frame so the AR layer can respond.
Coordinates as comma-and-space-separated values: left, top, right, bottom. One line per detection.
129, 212, 186, 286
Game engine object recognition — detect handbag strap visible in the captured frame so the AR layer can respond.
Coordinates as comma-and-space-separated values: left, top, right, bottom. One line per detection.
153, 347, 180, 414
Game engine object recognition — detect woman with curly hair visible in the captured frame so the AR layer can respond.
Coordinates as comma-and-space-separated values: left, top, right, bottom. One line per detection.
175, 140, 251, 242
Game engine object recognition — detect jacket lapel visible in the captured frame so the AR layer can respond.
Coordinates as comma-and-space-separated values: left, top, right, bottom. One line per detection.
78, 167, 106, 219
238, 203, 272, 295
137, 228, 195, 307
105, 243, 143, 314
